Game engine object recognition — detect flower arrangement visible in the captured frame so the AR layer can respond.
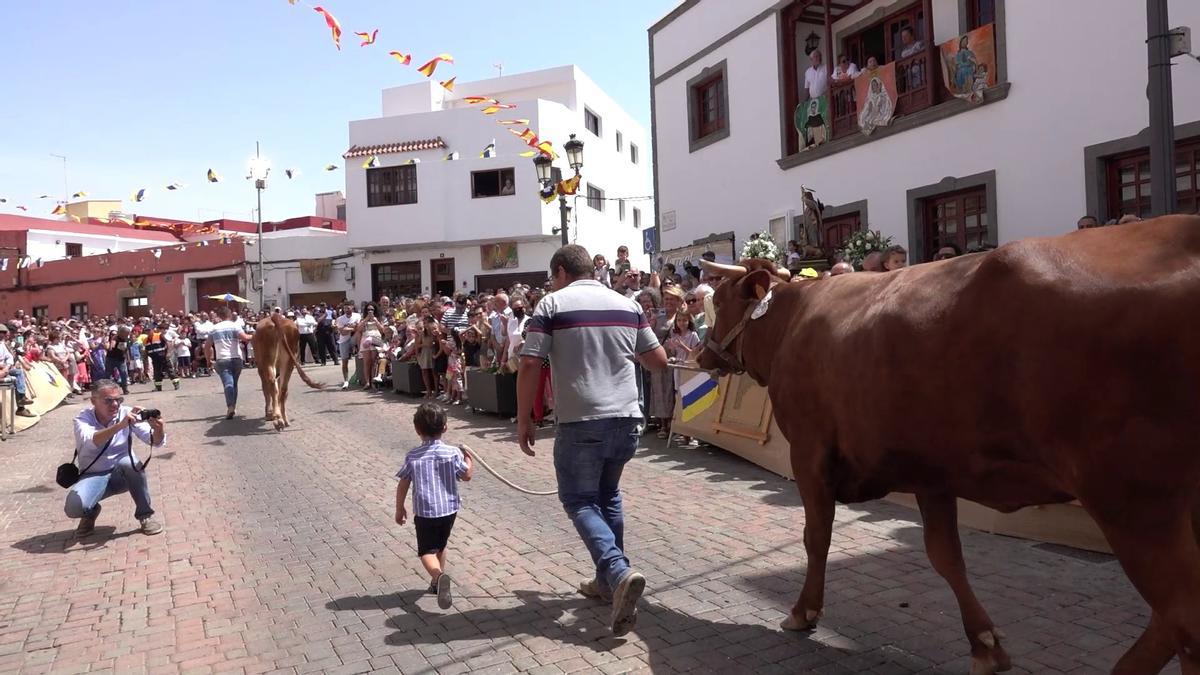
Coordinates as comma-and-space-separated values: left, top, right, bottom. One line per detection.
838, 228, 893, 269
740, 231, 783, 264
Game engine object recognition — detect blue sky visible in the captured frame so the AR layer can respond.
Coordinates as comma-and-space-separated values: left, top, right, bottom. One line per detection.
0, 0, 675, 222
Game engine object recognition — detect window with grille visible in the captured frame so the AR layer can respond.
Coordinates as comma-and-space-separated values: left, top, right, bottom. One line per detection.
585, 108, 602, 137
924, 187, 989, 260
70, 302, 88, 318
32, 306, 48, 320
65, 242, 82, 257
1105, 139, 1200, 220
630, 143, 640, 164
366, 165, 418, 207
633, 207, 642, 229
691, 74, 726, 140
587, 184, 604, 211
616, 131, 623, 153
618, 199, 626, 222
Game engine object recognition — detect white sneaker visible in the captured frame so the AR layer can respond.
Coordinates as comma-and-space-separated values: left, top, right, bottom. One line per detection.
372, 375, 383, 383
341, 381, 349, 390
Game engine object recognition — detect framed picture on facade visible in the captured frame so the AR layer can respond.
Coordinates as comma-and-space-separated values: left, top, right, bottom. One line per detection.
480, 242, 519, 270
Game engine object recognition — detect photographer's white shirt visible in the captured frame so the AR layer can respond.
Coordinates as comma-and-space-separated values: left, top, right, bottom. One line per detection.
73, 406, 165, 476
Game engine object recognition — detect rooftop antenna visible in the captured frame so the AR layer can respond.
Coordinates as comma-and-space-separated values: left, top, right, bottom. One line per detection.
493, 63, 503, 77
49, 153, 68, 208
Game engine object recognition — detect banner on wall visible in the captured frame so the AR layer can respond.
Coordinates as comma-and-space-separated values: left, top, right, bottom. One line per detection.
299, 258, 332, 283
855, 62, 898, 135
480, 242, 519, 270
939, 23, 997, 104
794, 95, 830, 150
660, 236, 736, 270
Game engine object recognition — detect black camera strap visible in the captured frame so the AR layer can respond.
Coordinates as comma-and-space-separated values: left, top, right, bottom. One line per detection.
128, 419, 155, 473
72, 435, 114, 477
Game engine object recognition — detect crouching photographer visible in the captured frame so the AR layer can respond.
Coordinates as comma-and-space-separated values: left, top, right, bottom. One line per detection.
62, 379, 166, 536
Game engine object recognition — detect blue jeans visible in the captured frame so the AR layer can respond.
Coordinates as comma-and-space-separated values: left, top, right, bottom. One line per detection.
105, 357, 128, 391
554, 417, 642, 595
215, 359, 243, 408
11, 369, 27, 398
64, 456, 154, 521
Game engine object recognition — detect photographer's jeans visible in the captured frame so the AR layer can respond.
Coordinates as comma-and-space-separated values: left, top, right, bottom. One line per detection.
215, 359, 243, 408
554, 417, 641, 597
64, 456, 154, 521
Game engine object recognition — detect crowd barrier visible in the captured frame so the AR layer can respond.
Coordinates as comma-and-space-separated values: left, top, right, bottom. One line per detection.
669, 367, 1111, 553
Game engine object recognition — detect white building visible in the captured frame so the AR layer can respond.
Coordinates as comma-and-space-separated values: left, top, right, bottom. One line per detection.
650, 0, 1200, 263
345, 65, 654, 301
0, 213, 180, 263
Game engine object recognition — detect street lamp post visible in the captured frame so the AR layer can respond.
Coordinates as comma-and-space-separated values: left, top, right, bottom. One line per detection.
534, 134, 584, 247
248, 143, 271, 310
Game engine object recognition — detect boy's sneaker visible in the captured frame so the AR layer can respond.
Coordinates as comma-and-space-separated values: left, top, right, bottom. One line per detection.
579, 578, 613, 603
610, 571, 645, 636
436, 574, 454, 609
76, 504, 100, 536
16, 407, 35, 418
139, 518, 163, 535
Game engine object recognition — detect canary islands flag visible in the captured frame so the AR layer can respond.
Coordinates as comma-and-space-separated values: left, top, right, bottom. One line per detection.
679, 372, 719, 422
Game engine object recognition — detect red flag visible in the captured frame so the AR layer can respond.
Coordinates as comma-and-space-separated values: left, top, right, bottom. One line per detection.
355, 29, 378, 46
463, 96, 496, 105
537, 141, 558, 160
439, 77, 456, 92
313, 6, 342, 50
480, 103, 517, 115
417, 54, 454, 78
388, 51, 411, 65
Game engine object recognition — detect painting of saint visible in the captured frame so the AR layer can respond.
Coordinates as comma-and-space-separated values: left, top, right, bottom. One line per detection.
855, 62, 898, 135
939, 24, 996, 104
794, 95, 830, 150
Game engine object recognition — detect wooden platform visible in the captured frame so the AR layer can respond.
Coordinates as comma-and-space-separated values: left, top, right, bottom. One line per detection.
669, 369, 1111, 553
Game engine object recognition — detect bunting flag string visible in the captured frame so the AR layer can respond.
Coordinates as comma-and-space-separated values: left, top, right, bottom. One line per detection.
207, 168, 221, 183
354, 29, 378, 46
388, 51, 412, 65
439, 76, 456, 92
312, 6, 343, 50
416, 54, 454, 78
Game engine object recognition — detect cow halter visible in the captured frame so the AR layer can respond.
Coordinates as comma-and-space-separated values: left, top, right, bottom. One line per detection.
703, 297, 763, 375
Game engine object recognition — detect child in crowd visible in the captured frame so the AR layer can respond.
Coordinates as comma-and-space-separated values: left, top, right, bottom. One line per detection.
882, 245, 908, 272
175, 334, 192, 378
394, 404, 474, 609
128, 337, 145, 384
666, 311, 701, 448
445, 336, 464, 405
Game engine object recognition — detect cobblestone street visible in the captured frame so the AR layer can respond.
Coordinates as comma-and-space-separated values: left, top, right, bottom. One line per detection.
0, 368, 1172, 674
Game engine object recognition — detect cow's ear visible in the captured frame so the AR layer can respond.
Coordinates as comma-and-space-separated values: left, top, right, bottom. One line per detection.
741, 269, 774, 300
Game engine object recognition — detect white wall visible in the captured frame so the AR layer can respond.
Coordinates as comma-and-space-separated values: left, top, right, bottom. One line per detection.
256, 233, 353, 308
26, 229, 174, 262
652, 0, 1200, 255
315, 191, 345, 219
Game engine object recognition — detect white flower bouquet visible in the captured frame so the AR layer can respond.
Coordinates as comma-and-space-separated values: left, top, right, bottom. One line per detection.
838, 228, 893, 269
741, 231, 783, 264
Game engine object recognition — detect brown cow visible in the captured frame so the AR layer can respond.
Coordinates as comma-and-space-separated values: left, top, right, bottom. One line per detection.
252, 314, 323, 430
697, 215, 1200, 675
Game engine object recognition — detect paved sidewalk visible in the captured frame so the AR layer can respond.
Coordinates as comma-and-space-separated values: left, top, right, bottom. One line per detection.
0, 368, 1172, 674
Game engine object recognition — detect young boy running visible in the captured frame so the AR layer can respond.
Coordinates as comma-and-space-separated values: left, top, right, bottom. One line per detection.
394, 404, 473, 609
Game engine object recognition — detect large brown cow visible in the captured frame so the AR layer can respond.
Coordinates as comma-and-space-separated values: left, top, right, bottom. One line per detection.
696, 215, 1200, 675
252, 314, 323, 430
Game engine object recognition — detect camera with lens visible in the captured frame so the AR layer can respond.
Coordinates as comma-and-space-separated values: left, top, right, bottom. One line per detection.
138, 409, 162, 421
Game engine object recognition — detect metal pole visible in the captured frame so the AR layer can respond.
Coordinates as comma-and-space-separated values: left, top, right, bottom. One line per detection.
1147, 0, 1177, 216
256, 142, 265, 311
558, 194, 569, 247
50, 153, 67, 208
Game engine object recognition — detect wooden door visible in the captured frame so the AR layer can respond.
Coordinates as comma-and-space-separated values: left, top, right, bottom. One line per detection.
431, 258, 455, 297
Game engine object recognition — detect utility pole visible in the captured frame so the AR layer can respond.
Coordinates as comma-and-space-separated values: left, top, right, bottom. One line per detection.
493, 63, 503, 78
1146, 0, 1177, 216
50, 153, 68, 209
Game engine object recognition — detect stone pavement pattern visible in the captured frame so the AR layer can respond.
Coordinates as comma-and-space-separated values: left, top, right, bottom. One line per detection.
0, 368, 1177, 674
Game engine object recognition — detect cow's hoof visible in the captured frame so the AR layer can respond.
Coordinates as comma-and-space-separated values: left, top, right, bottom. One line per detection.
969, 630, 1012, 675
780, 609, 821, 631
272, 418, 285, 431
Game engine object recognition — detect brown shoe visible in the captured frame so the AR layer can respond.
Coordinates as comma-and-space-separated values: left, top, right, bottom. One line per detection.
15, 407, 35, 418
139, 518, 163, 536
579, 579, 613, 603
610, 571, 645, 636
76, 504, 100, 536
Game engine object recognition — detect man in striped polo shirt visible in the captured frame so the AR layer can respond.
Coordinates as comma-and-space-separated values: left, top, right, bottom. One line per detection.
518, 244, 668, 636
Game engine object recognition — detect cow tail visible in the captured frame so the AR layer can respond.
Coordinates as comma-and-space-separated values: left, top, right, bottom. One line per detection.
271, 313, 324, 390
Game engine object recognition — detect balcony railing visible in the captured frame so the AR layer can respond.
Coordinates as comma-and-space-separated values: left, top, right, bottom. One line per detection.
894, 47, 936, 116
830, 79, 857, 140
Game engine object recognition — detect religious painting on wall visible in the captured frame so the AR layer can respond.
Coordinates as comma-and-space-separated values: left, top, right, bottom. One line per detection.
939, 23, 996, 104
794, 95, 831, 150
855, 62, 898, 135
480, 242, 519, 270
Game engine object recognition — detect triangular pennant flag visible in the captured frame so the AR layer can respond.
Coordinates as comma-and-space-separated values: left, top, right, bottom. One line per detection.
0, 198, 6, 203
313, 6, 342, 50
153, 248, 162, 258
35, 258, 43, 268
0, 259, 7, 272
388, 51, 412, 65
15, 206, 27, 211
558, 175, 581, 196
362, 155, 379, 169
207, 168, 221, 183
497, 119, 530, 125
354, 29, 378, 47
50, 204, 66, 216
17, 256, 29, 269
37, 194, 52, 199
536, 142, 558, 160
480, 141, 496, 159
285, 168, 298, 179
72, 191, 87, 198
443, 152, 459, 161
131, 188, 146, 202
177, 245, 186, 252
519, 151, 538, 157
166, 182, 185, 190
325, 164, 339, 171
221, 236, 231, 245
439, 77, 456, 92
404, 158, 421, 165
416, 54, 454, 78
200, 240, 210, 247
463, 96, 496, 105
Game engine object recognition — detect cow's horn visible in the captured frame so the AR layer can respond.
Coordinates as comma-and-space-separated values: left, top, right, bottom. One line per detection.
699, 260, 748, 279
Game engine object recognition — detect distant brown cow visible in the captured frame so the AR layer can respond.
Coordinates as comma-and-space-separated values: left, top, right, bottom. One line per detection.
252, 314, 322, 430
697, 215, 1200, 674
